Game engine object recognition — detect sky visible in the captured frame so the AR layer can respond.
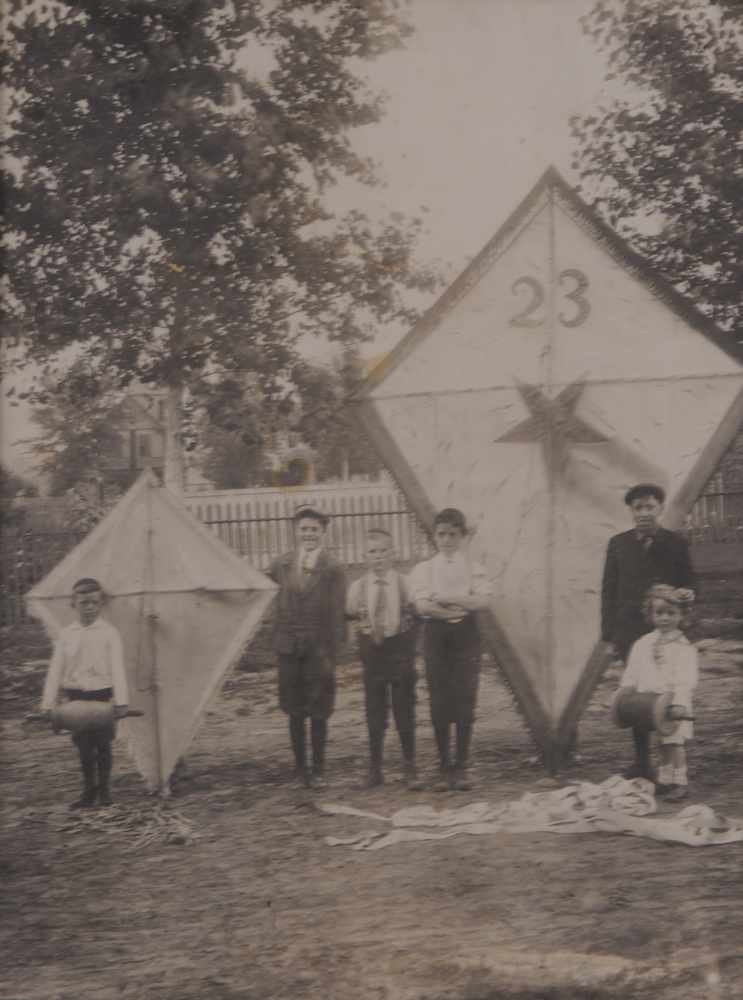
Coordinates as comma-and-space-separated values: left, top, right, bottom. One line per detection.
1, 0, 611, 477
341, 0, 607, 283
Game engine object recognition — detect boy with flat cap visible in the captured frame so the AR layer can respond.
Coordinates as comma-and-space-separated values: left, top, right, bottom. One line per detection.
268, 506, 347, 789
601, 483, 696, 778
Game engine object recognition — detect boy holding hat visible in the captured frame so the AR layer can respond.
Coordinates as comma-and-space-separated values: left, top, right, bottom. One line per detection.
600, 483, 696, 778
268, 506, 347, 789
40, 577, 129, 808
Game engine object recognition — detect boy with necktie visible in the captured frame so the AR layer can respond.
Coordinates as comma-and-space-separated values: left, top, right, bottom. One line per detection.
346, 528, 422, 790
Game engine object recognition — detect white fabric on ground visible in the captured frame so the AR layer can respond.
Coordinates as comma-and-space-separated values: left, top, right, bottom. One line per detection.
320, 776, 743, 850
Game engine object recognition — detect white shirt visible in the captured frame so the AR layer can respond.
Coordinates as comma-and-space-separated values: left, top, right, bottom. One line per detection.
41, 618, 129, 710
409, 552, 493, 621
346, 570, 404, 638
296, 545, 322, 573
620, 630, 698, 704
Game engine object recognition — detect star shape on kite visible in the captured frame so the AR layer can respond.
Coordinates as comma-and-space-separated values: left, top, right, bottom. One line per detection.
496, 379, 607, 478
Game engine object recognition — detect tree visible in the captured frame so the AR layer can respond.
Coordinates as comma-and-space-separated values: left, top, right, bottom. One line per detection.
193, 376, 271, 489
570, 0, 743, 343
24, 369, 124, 494
193, 349, 383, 488
291, 348, 384, 481
2, 1, 438, 491
0, 463, 38, 500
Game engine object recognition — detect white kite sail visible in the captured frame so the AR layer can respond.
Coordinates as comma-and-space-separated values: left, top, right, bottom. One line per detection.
352, 166, 743, 770
27, 471, 277, 792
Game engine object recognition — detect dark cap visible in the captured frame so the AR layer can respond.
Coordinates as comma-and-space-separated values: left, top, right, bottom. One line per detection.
293, 505, 329, 527
433, 507, 468, 533
72, 577, 104, 593
624, 483, 665, 506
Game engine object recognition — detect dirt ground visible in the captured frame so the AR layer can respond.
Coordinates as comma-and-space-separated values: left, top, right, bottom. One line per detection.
2, 635, 743, 1000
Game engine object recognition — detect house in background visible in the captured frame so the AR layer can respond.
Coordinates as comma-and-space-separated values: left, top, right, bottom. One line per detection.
103, 386, 208, 491
103, 388, 167, 488
263, 397, 318, 487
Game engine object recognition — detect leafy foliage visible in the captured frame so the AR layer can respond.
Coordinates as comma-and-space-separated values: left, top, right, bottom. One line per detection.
571, 0, 743, 341
0, 463, 39, 499
290, 348, 383, 481
192, 376, 272, 489
193, 347, 382, 488
2, 0, 437, 412
24, 370, 124, 494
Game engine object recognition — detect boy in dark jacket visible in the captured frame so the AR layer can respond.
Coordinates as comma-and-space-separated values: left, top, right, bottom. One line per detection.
268, 506, 346, 789
601, 483, 695, 778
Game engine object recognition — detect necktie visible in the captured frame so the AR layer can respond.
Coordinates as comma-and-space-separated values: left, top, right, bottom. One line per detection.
373, 578, 388, 644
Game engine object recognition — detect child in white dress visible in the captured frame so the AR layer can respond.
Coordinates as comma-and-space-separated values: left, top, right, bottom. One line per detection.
618, 584, 698, 801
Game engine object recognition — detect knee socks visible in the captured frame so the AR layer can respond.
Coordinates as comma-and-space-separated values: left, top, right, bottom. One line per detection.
97, 739, 113, 794
632, 729, 651, 772
289, 715, 306, 771
368, 727, 384, 769
434, 724, 450, 769
455, 722, 472, 770
310, 718, 327, 774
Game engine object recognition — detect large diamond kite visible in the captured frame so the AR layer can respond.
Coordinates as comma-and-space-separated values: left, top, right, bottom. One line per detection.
352, 167, 743, 770
27, 471, 277, 792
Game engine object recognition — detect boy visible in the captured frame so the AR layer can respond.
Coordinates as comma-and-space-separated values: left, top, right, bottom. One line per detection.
40, 578, 129, 808
268, 506, 346, 789
346, 528, 422, 791
600, 483, 695, 778
409, 508, 493, 791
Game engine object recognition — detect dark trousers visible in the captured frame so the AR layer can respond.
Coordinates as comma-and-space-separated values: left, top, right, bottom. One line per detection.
359, 630, 417, 764
423, 617, 481, 727
278, 644, 335, 774
278, 644, 336, 720
423, 618, 481, 770
64, 688, 114, 795
613, 623, 654, 776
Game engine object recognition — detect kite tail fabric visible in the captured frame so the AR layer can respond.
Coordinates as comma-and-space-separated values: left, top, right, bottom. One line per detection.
320, 777, 743, 851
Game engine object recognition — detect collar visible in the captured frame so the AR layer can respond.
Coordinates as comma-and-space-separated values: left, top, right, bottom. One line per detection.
635, 529, 659, 542
69, 619, 104, 631
298, 546, 322, 568
655, 629, 688, 644
434, 550, 464, 565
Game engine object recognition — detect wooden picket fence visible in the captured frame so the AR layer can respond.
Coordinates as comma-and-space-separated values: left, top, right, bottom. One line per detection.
4, 486, 742, 628
0, 488, 432, 626
183, 483, 431, 570
1, 527, 86, 628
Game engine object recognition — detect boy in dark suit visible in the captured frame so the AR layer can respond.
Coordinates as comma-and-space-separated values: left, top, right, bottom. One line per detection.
268, 506, 347, 789
601, 483, 696, 777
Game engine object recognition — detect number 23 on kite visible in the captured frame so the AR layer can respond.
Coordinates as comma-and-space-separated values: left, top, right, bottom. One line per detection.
509, 269, 590, 328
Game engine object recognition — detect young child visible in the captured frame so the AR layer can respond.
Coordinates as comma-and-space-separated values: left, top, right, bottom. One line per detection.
268, 506, 346, 790
409, 508, 493, 791
601, 482, 695, 777
617, 584, 698, 800
40, 578, 129, 809
346, 528, 422, 791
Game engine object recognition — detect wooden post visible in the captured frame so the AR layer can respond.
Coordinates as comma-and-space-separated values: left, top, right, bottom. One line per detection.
163, 383, 186, 497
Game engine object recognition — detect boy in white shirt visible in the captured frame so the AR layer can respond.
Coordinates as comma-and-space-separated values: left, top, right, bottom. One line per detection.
346, 528, 422, 790
41, 578, 129, 808
409, 508, 493, 791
